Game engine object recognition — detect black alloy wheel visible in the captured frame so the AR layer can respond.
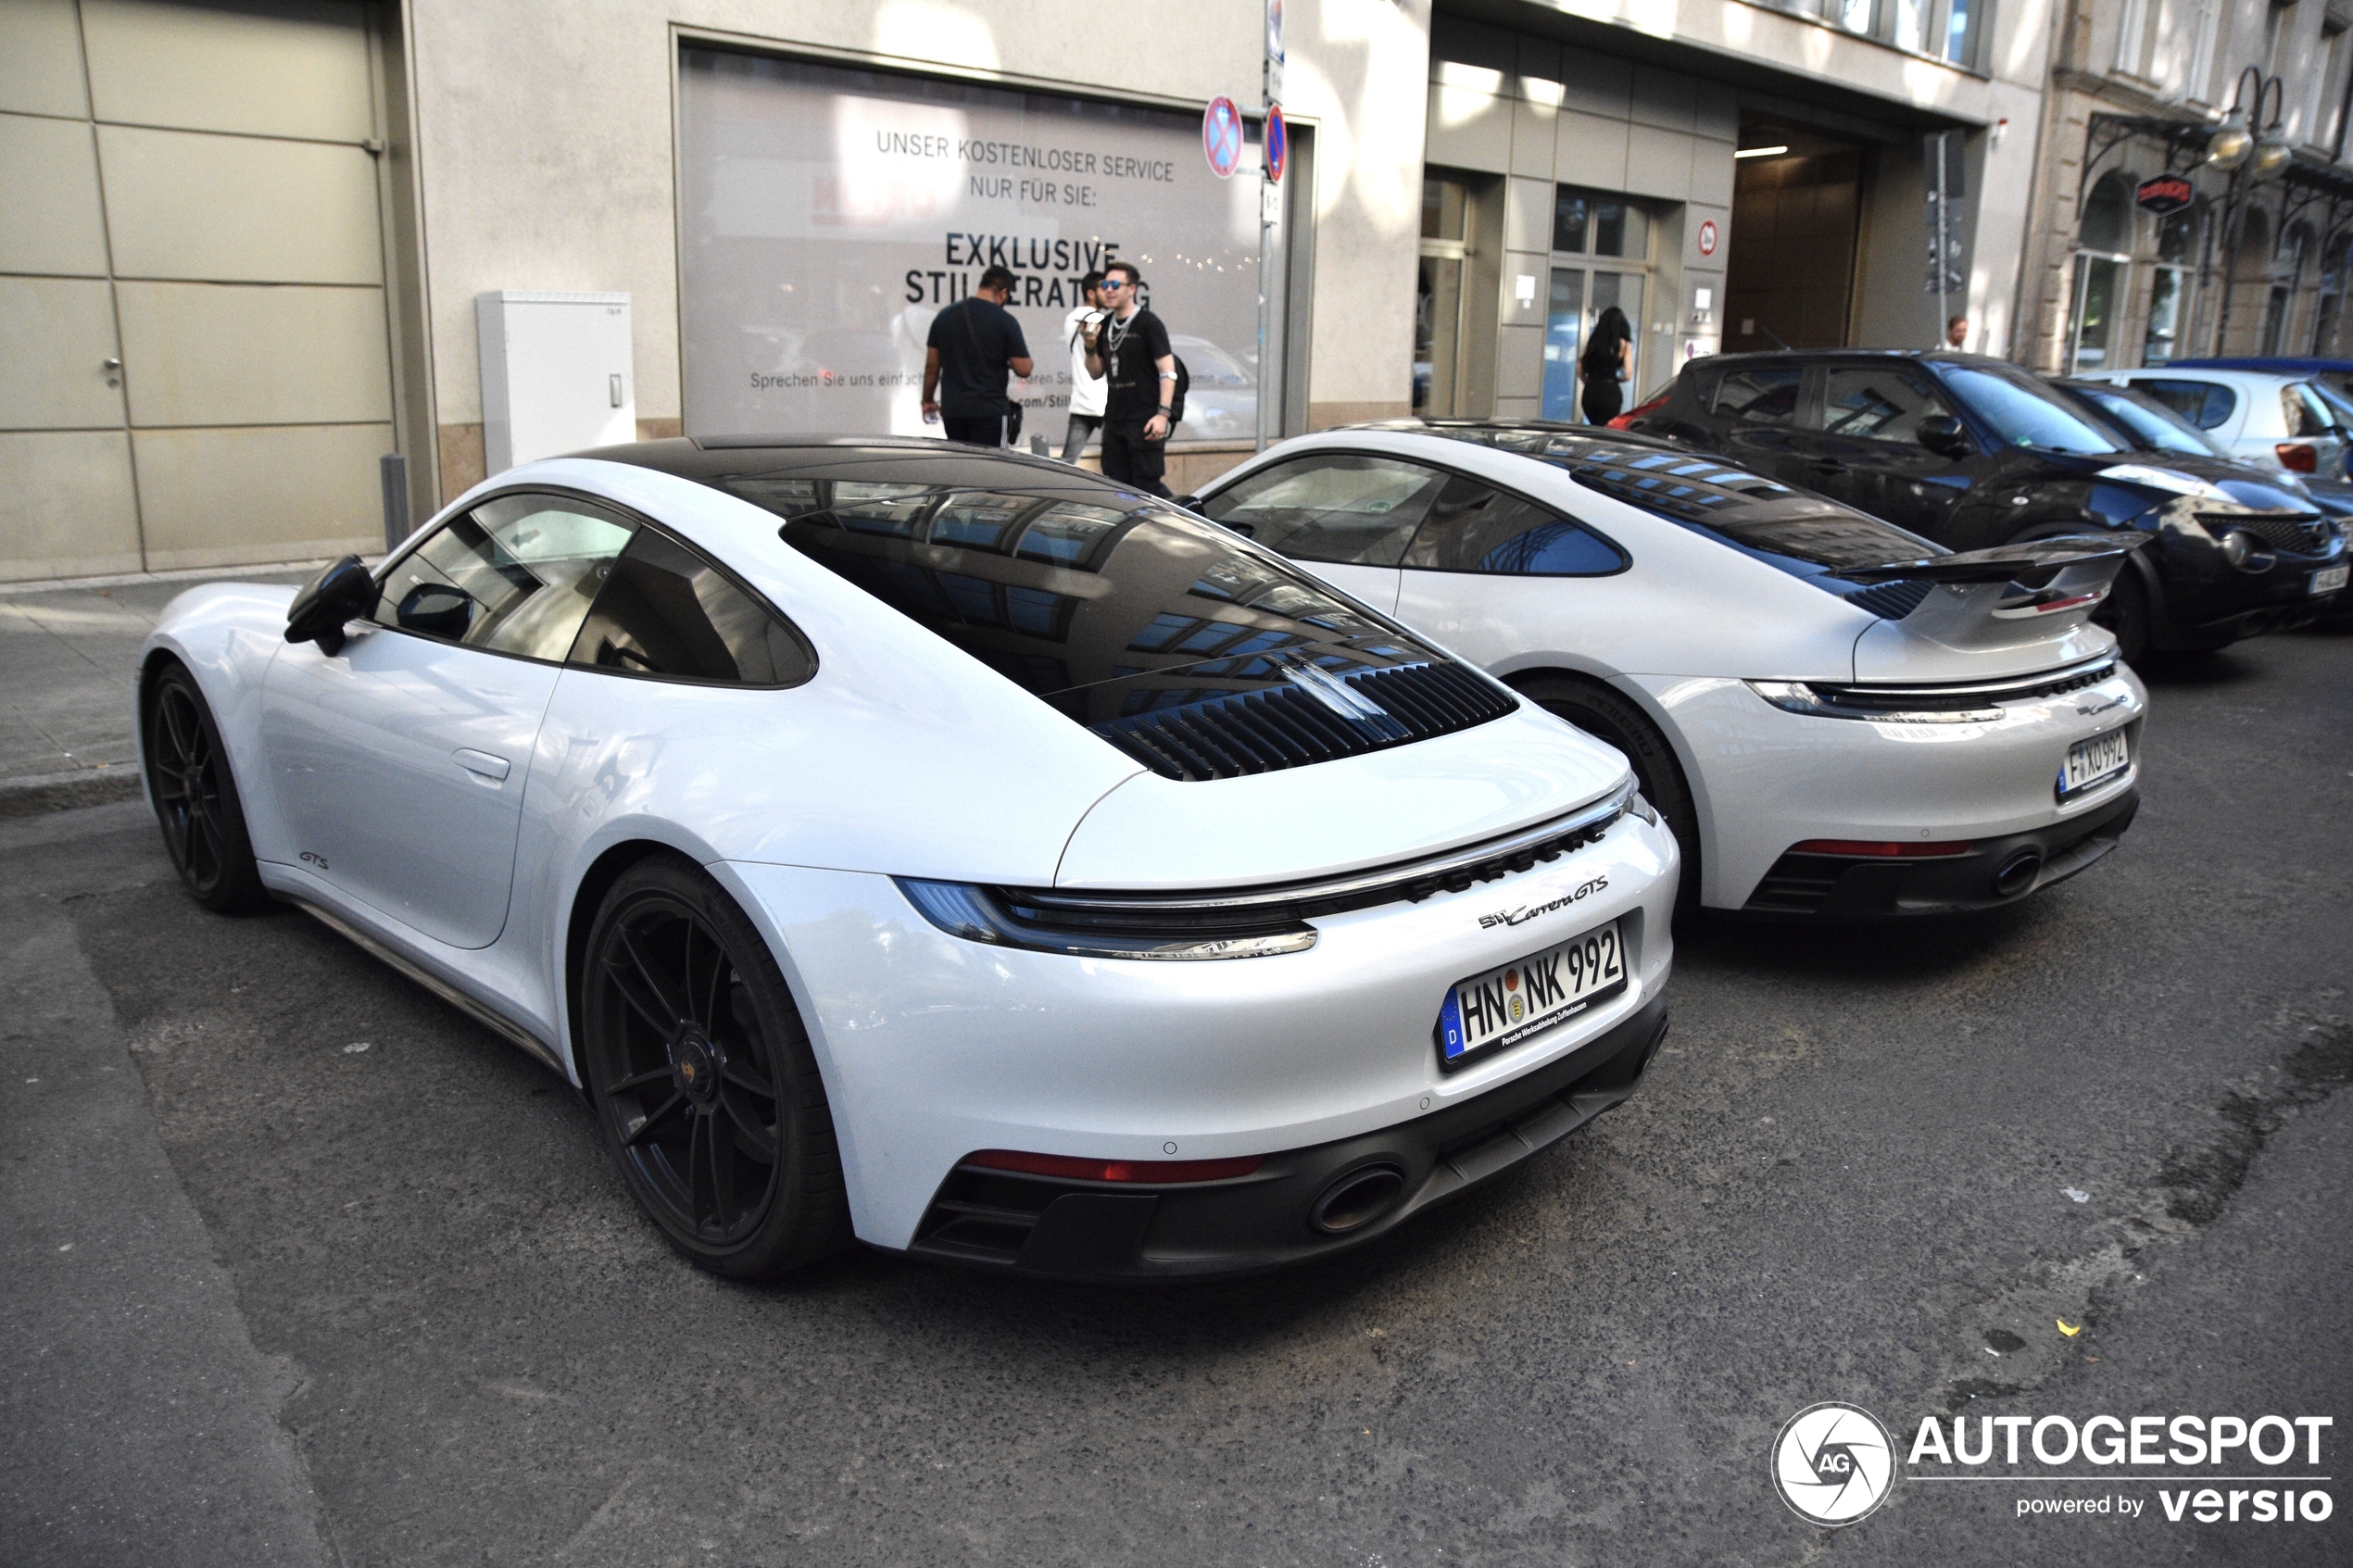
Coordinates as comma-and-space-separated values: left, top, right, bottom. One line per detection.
2091, 565, 2152, 666
582, 855, 850, 1278
144, 662, 270, 912
1515, 674, 1703, 919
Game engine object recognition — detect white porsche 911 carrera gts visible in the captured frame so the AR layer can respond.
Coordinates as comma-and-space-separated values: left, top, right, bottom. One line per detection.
1185, 422, 2152, 921
137, 438, 1678, 1281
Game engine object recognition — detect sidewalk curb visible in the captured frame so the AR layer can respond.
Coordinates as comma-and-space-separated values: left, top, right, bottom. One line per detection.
0, 770, 145, 822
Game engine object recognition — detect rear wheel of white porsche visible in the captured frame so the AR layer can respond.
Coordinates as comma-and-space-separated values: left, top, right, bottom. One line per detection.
582, 855, 851, 1278
1516, 674, 1701, 918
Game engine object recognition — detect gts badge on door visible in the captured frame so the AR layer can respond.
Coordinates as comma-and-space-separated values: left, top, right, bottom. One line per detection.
300, 850, 331, 871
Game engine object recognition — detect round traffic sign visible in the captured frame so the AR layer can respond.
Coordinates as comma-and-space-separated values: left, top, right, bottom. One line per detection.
1697, 219, 1718, 257
1203, 95, 1243, 179
1265, 104, 1288, 184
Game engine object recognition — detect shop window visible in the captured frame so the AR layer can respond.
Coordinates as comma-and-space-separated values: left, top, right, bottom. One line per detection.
1417, 171, 1487, 418
2069, 173, 2134, 373
2263, 227, 2310, 358
2314, 239, 2350, 356
2144, 204, 2197, 366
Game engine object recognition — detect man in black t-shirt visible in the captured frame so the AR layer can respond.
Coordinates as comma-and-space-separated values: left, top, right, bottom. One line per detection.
923, 265, 1033, 446
1081, 261, 1176, 496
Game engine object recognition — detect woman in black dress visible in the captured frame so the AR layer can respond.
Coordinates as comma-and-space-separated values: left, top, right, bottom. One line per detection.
1579, 307, 1632, 424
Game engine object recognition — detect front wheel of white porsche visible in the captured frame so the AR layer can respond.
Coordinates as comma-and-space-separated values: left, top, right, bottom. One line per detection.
582, 855, 851, 1278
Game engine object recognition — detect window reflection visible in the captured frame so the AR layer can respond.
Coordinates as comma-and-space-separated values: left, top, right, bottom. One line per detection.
750, 480, 1439, 724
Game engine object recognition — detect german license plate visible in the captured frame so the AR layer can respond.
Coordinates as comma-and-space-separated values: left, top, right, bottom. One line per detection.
1437, 920, 1626, 1071
2312, 564, 2349, 596
2060, 730, 2130, 796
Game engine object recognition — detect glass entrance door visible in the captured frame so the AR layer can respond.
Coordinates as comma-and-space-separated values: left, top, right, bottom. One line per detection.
1542, 267, 1644, 421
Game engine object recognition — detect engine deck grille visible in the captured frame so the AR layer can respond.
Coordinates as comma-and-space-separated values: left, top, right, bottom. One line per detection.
1091, 661, 1517, 781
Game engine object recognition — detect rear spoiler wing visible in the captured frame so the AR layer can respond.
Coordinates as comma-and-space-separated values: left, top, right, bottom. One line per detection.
1831, 533, 2145, 587
1831, 533, 2145, 644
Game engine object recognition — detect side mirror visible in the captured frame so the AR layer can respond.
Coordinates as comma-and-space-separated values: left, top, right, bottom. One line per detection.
284, 555, 376, 655
1917, 414, 1975, 460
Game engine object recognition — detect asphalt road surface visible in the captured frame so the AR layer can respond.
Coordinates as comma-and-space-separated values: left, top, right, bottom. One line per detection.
6, 628, 2348, 1568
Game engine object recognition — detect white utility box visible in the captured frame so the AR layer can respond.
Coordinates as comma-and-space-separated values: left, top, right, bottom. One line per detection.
476, 291, 635, 473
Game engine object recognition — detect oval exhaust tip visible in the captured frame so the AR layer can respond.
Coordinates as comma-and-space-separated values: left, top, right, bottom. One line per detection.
1994, 849, 2043, 897
1310, 1164, 1408, 1236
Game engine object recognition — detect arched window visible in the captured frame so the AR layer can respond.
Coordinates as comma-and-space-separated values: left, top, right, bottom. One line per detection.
2070, 172, 2135, 372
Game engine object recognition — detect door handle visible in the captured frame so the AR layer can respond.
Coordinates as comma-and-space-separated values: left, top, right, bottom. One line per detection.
453, 748, 511, 782
1810, 460, 1847, 474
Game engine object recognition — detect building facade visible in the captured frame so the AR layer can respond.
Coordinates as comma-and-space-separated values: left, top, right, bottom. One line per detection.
3, 0, 1439, 583
3, 0, 2066, 585
1414, 0, 2054, 420
2020, 0, 2353, 374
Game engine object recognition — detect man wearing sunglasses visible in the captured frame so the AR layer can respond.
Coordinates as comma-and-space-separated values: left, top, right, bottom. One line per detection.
1081, 261, 1177, 496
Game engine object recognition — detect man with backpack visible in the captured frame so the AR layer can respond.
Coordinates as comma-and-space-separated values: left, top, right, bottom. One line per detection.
1080, 261, 1179, 496
921, 264, 1032, 446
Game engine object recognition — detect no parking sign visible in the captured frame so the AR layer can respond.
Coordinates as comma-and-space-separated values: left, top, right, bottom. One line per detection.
1203, 94, 1243, 179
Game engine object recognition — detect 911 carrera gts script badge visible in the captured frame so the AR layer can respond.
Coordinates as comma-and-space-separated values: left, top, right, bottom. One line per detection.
300, 850, 330, 871
1478, 876, 1608, 929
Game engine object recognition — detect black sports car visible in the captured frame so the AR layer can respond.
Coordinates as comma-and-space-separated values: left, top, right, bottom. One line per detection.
1628, 351, 2347, 660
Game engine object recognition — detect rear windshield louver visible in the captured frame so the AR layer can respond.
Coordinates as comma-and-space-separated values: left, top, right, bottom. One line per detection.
1846, 579, 1934, 621
1091, 661, 1516, 781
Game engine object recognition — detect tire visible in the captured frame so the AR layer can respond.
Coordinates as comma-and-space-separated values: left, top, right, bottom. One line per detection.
1515, 674, 1702, 917
144, 661, 271, 913
581, 854, 851, 1278
2092, 565, 2152, 666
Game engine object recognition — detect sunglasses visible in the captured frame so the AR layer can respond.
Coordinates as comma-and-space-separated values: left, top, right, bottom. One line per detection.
1098, 280, 1128, 290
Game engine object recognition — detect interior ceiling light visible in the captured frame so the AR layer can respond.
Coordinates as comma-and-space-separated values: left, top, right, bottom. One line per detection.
1734, 144, 1791, 159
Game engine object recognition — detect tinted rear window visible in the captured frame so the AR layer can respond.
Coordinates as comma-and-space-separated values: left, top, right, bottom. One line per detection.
1409, 428, 1944, 607
724, 476, 1453, 726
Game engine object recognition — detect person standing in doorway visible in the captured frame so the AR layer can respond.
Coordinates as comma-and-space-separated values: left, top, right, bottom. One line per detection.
1944, 313, 1969, 350
1061, 270, 1110, 461
1082, 261, 1176, 496
1579, 307, 1632, 424
922, 264, 1033, 446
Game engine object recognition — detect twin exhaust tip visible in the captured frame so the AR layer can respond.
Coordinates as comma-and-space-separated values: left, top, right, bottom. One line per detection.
1309, 1163, 1409, 1235
1994, 849, 2044, 897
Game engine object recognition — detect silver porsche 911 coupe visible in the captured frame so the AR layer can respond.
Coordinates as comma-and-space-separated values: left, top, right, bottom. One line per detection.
138, 438, 1679, 1281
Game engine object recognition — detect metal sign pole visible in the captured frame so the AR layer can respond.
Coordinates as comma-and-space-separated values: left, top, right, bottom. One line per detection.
1934, 133, 1949, 346
1257, 0, 1283, 454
